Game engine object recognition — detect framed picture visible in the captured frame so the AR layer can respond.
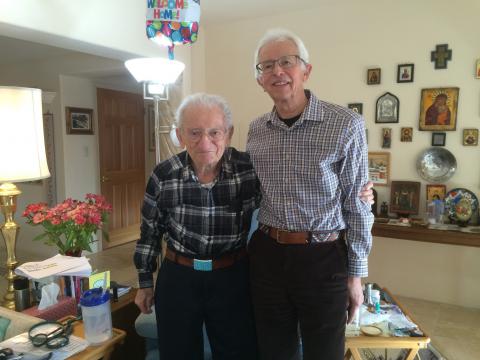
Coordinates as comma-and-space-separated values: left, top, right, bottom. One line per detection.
397, 63, 414, 83
376, 92, 399, 123
390, 181, 421, 215
382, 128, 391, 148
348, 103, 363, 115
400, 127, 413, 142
463, 128, 478, 146
147, 103, 155, 151
368, 152, 390, 186
419, 87, 459, 131
426, 184, 446, 202
66, 107, 94, 134
367, 68, 381, 85
476, 59, 480, 79
431, 132, 446, 146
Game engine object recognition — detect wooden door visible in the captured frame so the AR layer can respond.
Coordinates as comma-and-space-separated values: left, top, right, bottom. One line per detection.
97, 88, 145, 249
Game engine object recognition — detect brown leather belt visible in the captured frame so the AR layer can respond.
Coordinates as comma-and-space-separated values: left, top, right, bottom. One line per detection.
260, 224, 338, 245
165, 247, 247, 271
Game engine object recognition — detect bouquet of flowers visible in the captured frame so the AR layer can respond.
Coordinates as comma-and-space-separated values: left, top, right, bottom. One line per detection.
23, 194, 112, 256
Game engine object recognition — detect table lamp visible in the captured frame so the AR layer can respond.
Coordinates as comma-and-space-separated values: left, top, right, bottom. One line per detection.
0, 87, 50, 309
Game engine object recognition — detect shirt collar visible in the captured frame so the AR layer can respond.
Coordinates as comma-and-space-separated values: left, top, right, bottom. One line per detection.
267, 90, 324, 128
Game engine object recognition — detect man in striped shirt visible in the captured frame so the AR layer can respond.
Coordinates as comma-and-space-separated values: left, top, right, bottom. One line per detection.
247, 29, 374, 360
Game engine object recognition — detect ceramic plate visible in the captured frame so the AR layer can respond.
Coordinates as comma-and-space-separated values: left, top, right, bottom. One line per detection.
361, 325, 383, 336
416, 148, 457, 182
444, 188, 479, 223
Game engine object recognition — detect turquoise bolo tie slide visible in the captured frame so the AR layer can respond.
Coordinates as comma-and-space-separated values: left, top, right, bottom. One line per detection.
194, 259, 213, 271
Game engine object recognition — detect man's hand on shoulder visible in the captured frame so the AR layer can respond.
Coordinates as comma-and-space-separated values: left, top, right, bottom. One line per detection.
347, 276, 364, 324
135, 287, 154, 314
359, 181, 374, 205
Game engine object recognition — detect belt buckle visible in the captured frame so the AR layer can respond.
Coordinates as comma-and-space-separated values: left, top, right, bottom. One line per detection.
276, 228, 290, 243
193, 259, 213, 271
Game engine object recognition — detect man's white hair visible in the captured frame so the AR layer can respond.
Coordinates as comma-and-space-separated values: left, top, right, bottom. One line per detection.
175, 93, 233, 129
254, 28, 310, 79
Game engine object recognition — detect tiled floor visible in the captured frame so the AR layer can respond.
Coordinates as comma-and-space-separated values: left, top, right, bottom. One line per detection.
3, 242, 479, 359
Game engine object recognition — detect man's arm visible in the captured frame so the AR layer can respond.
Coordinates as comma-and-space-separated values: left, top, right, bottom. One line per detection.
133, 171, 165, 313
338, 119, 374, 323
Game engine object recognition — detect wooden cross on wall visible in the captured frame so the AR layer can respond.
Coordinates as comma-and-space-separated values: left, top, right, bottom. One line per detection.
431, 44, 452, 69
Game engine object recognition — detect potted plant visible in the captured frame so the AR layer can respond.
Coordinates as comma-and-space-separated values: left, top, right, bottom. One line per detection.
23, 194, 112, 256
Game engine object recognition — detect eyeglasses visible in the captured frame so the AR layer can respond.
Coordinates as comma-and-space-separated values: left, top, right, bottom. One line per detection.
29, 317, 81, 349
183, 128, 228, 142
256, 55, 304, 74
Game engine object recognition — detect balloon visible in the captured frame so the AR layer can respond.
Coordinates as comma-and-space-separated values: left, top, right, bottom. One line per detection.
146, 0, 201, 59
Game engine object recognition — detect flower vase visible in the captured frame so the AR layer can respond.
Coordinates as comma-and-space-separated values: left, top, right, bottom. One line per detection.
65, 248, 82, 257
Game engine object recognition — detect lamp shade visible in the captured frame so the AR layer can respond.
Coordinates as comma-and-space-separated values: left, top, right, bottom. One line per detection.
0, 87, 50, 182
125, 58, 185, 84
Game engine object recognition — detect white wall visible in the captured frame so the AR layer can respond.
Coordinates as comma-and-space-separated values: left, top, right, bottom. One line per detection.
202, 0, 480, 308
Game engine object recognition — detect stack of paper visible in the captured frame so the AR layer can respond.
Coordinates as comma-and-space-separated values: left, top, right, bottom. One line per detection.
15, 254, 92, 280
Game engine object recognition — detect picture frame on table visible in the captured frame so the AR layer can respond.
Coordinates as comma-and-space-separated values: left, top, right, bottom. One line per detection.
419, 87, 459, 131
397, 63, 414, 83
368, 152, 390, 186
367, 68, 381, 85
66, 107, 94, 135
426, 184, 447, 202
390, 181, 421, 215
463, 128, 478, 146
348, 103, 363, 115
376, 92, 399, 123
431, 132, 446, 146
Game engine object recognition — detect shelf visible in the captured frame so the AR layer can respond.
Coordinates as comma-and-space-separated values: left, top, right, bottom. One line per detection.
372, 222, 480, 248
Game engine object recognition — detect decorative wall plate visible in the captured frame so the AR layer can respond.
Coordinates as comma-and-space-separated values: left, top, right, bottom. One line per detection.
444, 188, 479, 225
416, 148, 456, 182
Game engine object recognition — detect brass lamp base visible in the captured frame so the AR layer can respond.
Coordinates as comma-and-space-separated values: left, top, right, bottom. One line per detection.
0, 182, 20, 310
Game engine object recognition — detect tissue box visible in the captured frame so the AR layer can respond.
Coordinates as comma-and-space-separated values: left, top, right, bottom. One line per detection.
22, 296, 77, 321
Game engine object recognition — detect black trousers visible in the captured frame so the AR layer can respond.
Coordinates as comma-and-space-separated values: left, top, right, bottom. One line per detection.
155, 257, 258, 360
249, 229, 348, 360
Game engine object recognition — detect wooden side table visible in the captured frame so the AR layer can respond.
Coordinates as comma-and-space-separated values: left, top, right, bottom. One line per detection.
344, 288, 430, 360
60, 316, 126, 360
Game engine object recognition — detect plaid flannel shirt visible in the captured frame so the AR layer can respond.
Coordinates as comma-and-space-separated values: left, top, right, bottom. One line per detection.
134, 147, 260, 288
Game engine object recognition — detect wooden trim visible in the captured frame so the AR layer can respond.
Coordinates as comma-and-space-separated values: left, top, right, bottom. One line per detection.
372, 223, 480, 247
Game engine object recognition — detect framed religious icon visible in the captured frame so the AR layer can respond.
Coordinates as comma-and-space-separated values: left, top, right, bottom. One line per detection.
376, 92, 399, 123
400, 127, 413, 142
432, 132, 446, 146
390, 181, 421, 216
397, 63, 414, 83
426, 184, 447, 202
382, 128, 391, 148
348, 103, 363, 115
368, 152, 390, 186
66, 107, 94, 135
367, 68, 381, 85
419, 87, 459, 131
463, 128, 478, 146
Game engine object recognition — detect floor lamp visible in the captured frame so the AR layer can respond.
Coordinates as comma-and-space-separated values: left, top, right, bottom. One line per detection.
125, 57, 185, 164
0, 87, 50, 309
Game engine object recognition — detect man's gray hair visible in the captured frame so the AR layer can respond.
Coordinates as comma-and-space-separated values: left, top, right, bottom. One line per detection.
254, 28, 310, 79
175, 93, 233, 129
